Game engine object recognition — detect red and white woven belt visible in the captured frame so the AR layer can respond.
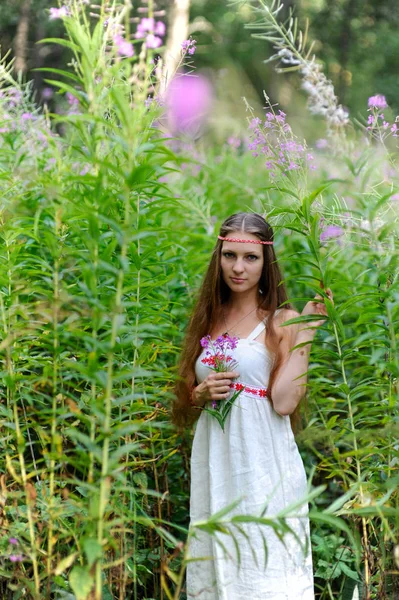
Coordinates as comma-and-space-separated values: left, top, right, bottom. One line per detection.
229, 381, 271, 399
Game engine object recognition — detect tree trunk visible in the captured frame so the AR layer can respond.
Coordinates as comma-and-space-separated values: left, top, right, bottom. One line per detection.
13, 0, 31, 75
160, 0, 191, 94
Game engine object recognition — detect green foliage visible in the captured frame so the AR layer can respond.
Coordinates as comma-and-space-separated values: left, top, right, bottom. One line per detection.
0, 1, 398, 600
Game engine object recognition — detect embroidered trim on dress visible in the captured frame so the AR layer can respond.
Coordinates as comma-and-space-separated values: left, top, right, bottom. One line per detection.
229, 381, 271, 399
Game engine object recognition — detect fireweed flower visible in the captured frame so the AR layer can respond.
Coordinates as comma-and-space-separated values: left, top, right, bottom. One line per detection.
227, 136, 241, 149
113, 34, 134, 57
181, 38, 197, 55
165, 74, 213, 138
49, 6, 69, 20
135, 17, 166, 48
9, 538, 18, 545
247, 100, 315, 181
200, 335, 242, 425
366, 94, 399, 142
9, 554, 23, 563
66, 92, 79, 107
154, 21, 166, 36
0, 87, 23, 109
42, 87, 53, 100
320, 224, 344, 242
315, 138, 328, 149
145, 34, 162, 50
200, 335, 211, 349
21, 112, 35, 121
368, 95, 388, 110
136, 17, 155, 34
200, 335, 240, 372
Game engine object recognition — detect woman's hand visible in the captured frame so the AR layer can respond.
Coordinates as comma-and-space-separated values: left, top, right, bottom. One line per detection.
300, 287, 334, 330
192, 371, 239, 407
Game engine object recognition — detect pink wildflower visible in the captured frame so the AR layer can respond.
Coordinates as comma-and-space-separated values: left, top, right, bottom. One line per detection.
249, 117, 261, 130
10, 554, 23, 563
66, 92, 79, 106
49, 6, 69, 19
154, 21, 166, 36
200, 335, 211, 349
227, 136, 241, 149
181, 38, 197, 55
368, 95, 388, 110
145, 34, 162, 49
315, 138, 328, 149
138, 18, 154, 33
166, 74, 213, 137
42, 87, 53, 100
320, 225, 344, 242
114, 35, 134, 57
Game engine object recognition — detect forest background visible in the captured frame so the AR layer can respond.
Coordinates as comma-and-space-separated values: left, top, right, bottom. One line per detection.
0, 1, 398, 600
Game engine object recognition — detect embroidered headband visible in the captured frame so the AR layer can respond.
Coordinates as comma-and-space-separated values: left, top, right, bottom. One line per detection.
218, 236, 273, 245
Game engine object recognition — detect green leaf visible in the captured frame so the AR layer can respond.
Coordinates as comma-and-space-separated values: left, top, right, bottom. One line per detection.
301, 182, 333, 222
69, 566, 94, 600
37, 37, 80, 52
340, 561, 361, 581
33, 67, 81, 83
82, 538, 102, 569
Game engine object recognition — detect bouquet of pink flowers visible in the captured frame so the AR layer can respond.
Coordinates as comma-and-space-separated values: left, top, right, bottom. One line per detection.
199, 333, 243, 431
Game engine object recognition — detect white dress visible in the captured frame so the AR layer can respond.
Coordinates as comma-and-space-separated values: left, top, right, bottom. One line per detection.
186, 311, 314, 600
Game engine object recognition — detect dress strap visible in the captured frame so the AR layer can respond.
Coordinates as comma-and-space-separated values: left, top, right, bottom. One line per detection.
246, 321, 266, 341
246, 308, 283, 341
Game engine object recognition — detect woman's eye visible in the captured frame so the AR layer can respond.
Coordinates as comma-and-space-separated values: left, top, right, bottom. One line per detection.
247, 255, 258, 261
223, 252, 234, 258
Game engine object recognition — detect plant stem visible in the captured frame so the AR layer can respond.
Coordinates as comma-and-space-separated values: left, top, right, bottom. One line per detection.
47, 206, 62, 589
332, 320, 370, 594
95, 192, 131, 599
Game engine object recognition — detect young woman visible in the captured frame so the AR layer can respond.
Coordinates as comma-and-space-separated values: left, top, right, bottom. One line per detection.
173, 212, 333, 600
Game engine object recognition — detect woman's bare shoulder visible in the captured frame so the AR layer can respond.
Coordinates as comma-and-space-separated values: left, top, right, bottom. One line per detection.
273, 308, 300, 340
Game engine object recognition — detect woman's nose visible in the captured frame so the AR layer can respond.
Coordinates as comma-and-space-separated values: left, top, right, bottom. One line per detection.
232, 260, 244, 273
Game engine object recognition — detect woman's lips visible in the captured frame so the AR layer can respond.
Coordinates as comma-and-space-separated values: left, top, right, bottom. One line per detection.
231, 277, 246, 283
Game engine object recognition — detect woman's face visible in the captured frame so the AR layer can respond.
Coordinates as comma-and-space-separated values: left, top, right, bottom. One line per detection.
220, 231, 265, 294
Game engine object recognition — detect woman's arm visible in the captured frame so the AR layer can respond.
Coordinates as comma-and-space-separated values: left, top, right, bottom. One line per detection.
270, 311, 315, 416
270, 289, 332, 416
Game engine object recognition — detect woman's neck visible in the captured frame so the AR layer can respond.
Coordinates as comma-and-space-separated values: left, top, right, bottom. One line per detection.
224, 290, 260, 315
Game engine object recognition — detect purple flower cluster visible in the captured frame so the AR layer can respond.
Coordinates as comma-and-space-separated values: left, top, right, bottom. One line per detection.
366, 94, 398, 139
200, 333, 239, 391
0, 87, 23, 109
227, 136, 241, 149
320, 224, 344, 243
135, 17, 166, 49
165, 74, 213, 138
200, 334, 238, 351
315, 138, 328, 149
247, 107, 315, 178
7, 537, 23, 563
49, 6, 69, 20
368, 95, 388, 110
181, 38, 197, 55
10, 554, 23, 563
114, 34, 134, 58
200, 334, 240, 411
